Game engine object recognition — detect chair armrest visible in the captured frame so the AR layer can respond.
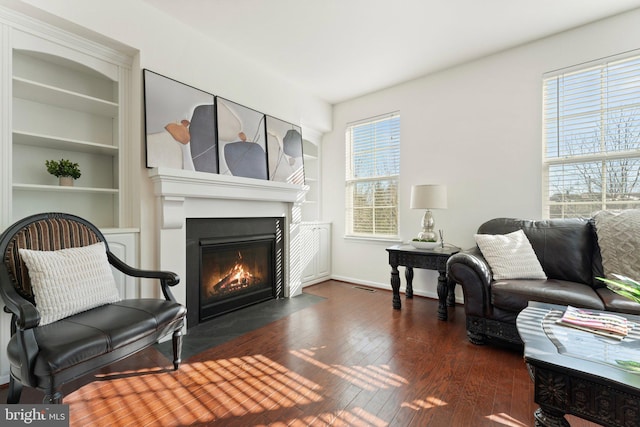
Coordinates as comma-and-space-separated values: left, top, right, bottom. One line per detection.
0, 266, 41, 386
446, 247, 493, 318
107, 251, 180, 302
0, 266, 40, 329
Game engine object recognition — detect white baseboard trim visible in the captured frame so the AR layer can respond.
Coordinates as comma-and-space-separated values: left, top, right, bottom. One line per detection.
329, 274, 463, 304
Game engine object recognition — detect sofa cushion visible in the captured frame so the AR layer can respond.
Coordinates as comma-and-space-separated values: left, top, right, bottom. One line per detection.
596, 287, 640, 315
491, 279, 605, 313
7, 299, 186, 375
18, 242, 121, 325
593, 209, 640, 282
478, 218, 596, 286
474, 230, 546, 280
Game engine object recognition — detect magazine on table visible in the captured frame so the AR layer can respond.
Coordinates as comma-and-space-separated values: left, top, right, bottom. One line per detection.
556, 305, 633, 339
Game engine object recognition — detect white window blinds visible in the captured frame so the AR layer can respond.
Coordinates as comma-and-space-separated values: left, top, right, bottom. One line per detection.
345, 113, 400, 237
543, 52, 640, 218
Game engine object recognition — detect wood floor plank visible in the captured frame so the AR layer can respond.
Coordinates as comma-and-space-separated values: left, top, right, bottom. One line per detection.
0, 280, 601, 426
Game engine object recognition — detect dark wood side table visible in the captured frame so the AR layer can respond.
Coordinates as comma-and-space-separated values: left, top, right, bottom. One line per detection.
386, 244, 460, 320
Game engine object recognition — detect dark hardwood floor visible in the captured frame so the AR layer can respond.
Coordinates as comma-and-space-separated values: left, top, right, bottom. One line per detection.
1, 280, 597, 426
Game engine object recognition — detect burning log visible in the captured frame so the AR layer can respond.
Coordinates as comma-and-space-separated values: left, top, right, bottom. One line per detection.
207, 257, 254, 297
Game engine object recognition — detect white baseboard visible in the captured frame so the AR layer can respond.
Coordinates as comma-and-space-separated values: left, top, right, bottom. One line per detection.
328, 274, 463, 304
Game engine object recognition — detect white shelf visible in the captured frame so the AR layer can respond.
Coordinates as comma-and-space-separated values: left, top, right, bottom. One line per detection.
13, 183, 118, 194
13, 131, 118, 156
13, 76, 118, 117
302, 140, 318, 158
301, 138, 320, 221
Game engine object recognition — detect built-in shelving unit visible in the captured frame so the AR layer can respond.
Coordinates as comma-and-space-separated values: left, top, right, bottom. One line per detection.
299, 134, 330, 285
302, 138, 320, 221
9, 39, 125, 228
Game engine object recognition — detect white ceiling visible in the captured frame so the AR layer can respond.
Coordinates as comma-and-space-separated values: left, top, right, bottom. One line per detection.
144, 0, 640, 104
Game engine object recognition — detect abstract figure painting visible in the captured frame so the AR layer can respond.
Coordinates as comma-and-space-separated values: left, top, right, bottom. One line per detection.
143, 70, 218, 173
216, 97, 268, 180
266, 116, 305, 184
143, 69, 304, 185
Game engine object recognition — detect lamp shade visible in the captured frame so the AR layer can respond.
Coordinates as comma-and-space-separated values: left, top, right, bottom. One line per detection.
410, 184, 447, 209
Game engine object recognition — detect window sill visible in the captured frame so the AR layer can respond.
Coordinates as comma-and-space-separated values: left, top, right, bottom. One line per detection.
344, 235, 403, 244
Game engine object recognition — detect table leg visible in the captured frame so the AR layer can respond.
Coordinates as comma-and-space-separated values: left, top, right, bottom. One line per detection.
390, 264, 401, 309
534, 407, 570, 427
405, 267, 414, 298
447, 278, 456, 307
437, 270, 448, 321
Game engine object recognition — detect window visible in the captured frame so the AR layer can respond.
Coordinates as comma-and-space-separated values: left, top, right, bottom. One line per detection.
543, 52, 640, 218
345, 112, 400, 238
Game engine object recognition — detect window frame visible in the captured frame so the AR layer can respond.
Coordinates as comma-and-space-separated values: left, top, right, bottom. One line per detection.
345, 112, 400, 240
542, 51, 640, 219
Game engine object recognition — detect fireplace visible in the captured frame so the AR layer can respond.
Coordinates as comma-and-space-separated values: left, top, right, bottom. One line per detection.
186, 217, 285, 327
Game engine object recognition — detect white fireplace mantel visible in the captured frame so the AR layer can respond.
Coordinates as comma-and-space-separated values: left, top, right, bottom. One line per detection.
149, 167, 307, 203
149, 167, 308, 228
148, 167, 308, 307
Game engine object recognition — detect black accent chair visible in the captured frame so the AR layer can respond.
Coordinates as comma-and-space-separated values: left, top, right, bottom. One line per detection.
0, 213, 186, 403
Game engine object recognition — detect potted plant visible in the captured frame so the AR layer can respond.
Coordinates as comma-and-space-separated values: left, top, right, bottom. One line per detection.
45, 159, 81, 186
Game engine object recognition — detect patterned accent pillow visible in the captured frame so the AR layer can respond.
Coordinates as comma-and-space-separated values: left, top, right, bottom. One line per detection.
594, 209, 640, 281
475, 229, 547, 280
18, 242, 121, 325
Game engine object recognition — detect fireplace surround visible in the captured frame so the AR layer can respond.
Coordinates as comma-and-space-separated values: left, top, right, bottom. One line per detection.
149, 167, 307, 329
186, 217, 285, 327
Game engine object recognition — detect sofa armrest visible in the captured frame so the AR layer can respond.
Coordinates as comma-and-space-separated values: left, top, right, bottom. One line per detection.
107, 251, 180, 302
447, 247, 493, 318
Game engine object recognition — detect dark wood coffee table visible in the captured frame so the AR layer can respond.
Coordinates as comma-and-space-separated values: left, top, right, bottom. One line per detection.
516, 301, 640, 427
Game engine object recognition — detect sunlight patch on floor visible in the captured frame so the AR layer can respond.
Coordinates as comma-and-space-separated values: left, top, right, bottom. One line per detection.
67, 347, 468, 426
401, 396, 447, 411
289, 347, 409, 391
289, 407, 389, 427
71, 350, 394, 426
486, 412, 528, 426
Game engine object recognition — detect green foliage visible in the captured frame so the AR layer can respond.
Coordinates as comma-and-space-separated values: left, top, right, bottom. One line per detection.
597, 274, 640, 303
412, 238, 437, 242
45, 159, 81, 179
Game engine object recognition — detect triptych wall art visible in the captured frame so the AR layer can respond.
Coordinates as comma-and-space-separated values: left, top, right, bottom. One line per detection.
143, 69, 304, 185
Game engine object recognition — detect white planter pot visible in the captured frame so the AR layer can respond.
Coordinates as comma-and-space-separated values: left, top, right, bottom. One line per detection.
59, 176, 74, 186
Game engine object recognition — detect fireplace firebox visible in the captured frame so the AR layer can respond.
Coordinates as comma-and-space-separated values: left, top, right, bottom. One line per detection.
186, 217, 285, 327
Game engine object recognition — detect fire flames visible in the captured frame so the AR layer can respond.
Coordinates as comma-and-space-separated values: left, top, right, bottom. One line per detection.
206, 251, 256, 297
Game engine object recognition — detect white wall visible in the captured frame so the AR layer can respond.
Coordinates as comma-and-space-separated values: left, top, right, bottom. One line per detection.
323, 9, 640, 300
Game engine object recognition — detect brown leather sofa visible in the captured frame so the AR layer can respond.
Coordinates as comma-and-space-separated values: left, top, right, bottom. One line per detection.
447, 217, 640, 346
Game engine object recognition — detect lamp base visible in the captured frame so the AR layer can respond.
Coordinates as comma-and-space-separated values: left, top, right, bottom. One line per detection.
417, 231, 437, 241
417, 209, 437, 242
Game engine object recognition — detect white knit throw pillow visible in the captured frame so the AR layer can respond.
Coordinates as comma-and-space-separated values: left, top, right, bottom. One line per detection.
19, 242, 121, 325
475, 229, 547, 280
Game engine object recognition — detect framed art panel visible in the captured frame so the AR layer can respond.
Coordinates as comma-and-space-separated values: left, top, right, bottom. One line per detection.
266, 116, 304, 184
216, 97, 268, 180
143, 69, 218, 173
